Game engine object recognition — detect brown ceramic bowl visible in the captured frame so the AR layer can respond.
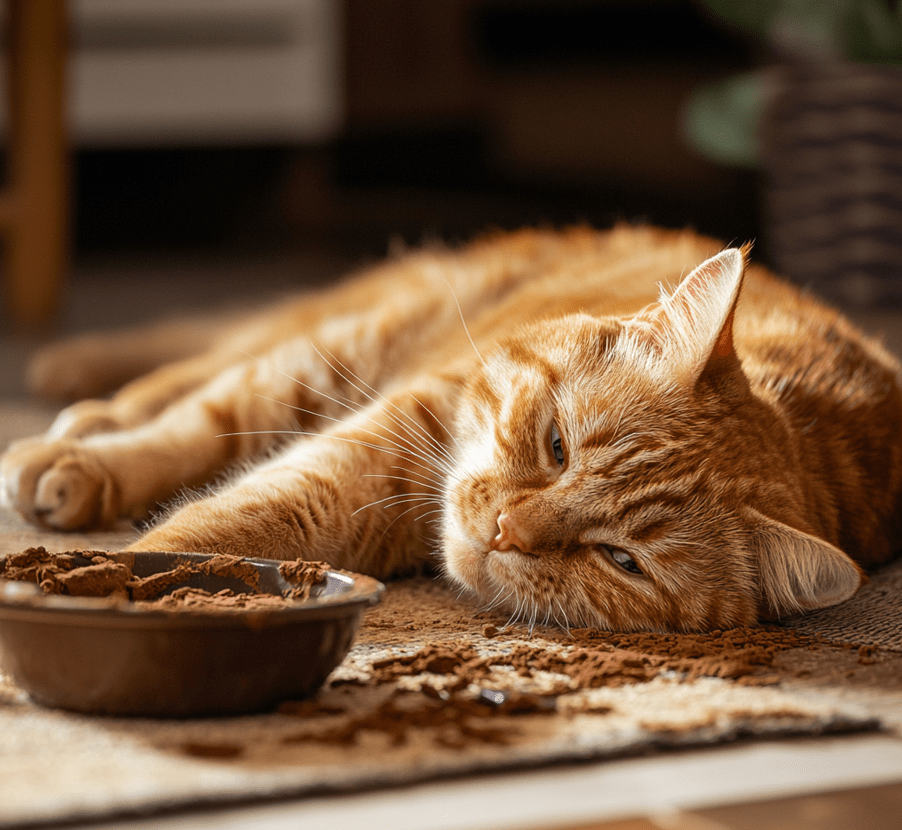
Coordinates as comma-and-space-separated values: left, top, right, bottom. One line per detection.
0, 552, 383, 718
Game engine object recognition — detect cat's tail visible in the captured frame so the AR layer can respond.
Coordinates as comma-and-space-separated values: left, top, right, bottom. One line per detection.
26, 314, 232, 401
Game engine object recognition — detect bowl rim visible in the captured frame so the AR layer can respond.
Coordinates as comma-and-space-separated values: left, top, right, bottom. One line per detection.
0, 551, 384, 629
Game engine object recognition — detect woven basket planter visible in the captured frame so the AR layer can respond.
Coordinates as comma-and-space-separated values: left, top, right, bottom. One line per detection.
762, 64, 902, 306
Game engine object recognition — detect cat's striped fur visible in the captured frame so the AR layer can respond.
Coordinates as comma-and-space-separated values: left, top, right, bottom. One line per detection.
3, 226, 901, 631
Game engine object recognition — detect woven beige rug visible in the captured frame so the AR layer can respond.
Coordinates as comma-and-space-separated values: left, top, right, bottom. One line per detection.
787, 558, 902, 650
1, 404, 901, 828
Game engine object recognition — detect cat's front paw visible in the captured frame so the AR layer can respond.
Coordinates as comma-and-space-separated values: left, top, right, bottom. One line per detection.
0, 438, 119, 530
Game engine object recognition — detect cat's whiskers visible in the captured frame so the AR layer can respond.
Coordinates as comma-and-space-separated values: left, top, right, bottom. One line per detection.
483, 585, 516, 620
412, 507, 444, 524
449, 580, 470, 601
361, 472, 445, 493
251, 364, 450, 470
483, 578, 573, 633
390, 463, 450, 488
527, 605, 539, 636
371, 400, 457, 471
481, 584, 510, 613
238, 346, 376, 421
272, 375, 366, 421
262, 347, 458, 473
351, 493, 438, 517
428, 262, 487, 369
250, 396, 453, 478
506, 589, 529, 629
540, 606, 552, 630
377, 463, 449, 489
288, 373, 362, 412
312, 343, 459, 469
215, 429, 446, 481
362, 479, 446, 501
408, 391, 464, 454
424, 517, 445, 536
376, 502, 444, 542
553, 599, 573, 636
504, 602, 524, 631
376, 495, 438, 512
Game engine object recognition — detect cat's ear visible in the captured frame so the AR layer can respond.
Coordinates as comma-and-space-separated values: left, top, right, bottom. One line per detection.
632, 247, 747, 382
745, 509, 865, 619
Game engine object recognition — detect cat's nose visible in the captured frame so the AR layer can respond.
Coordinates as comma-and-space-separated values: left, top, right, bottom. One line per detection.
492, 511, 532, 553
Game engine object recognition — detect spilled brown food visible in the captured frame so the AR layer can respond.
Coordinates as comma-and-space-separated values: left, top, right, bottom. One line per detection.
269, 580, 828, 750
358, 629, 811, 694
272, 626, 824, 750
0, 547, 330, 610
282, 686, 543, 749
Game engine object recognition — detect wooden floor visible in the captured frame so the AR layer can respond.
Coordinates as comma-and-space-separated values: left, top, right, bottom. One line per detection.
671, 781, 902, 830
581, 781, 902, 829
56, 734, 902, 830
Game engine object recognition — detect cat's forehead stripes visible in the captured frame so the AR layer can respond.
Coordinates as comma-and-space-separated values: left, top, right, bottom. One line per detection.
580, 438, 655, 479
622, 515, 675, 545
468, 372, 502, 412
614, 481, 699, 517
572, 477, 693, 547
578, 427, 634, 453
488, 340, 562, 396
614, 495, 697, 549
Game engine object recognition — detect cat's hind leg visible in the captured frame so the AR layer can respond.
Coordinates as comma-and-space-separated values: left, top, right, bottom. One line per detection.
44, 349, 254, 440
28, 315, 244, 442
32, 306, 304, 440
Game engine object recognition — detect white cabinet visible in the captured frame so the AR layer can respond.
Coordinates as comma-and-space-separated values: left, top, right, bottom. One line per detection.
65, 0, 342, 146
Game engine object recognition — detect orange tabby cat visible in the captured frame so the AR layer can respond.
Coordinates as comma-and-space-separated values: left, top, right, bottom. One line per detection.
3, 226, 901, 631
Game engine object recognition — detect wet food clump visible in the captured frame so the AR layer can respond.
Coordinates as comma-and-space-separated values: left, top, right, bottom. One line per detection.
0, 547, 332, 611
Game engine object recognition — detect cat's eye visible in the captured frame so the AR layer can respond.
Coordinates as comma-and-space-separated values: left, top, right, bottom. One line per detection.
550, 421, 565, 466
610, 548, 642, 575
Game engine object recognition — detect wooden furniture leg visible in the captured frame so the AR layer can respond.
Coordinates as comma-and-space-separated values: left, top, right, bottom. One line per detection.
1, 0, 69, 328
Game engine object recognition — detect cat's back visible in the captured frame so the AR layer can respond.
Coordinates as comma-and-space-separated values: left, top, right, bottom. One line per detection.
445, 224, 816, 327
458, 224, 728, 320
454, 225, 897, 379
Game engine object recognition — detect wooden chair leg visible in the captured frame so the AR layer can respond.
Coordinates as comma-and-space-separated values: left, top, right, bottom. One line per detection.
2, 0, 69, 328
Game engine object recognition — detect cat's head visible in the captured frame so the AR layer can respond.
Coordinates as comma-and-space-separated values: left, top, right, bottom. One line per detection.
441, 248, 864, 632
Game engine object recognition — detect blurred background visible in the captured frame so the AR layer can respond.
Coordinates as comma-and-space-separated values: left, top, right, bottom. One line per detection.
67, 0, 758, 255
2, 0, 901, 396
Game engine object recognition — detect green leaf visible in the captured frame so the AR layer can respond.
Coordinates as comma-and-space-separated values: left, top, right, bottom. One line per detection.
843, 0, 902, 62
682, 71, 766, 169
699, 0, 782, 40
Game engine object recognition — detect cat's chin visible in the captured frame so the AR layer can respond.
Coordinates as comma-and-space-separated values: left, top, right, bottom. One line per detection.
442, 539, 584, 629
441, 536, 530, 611
440, 536, 489, 596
